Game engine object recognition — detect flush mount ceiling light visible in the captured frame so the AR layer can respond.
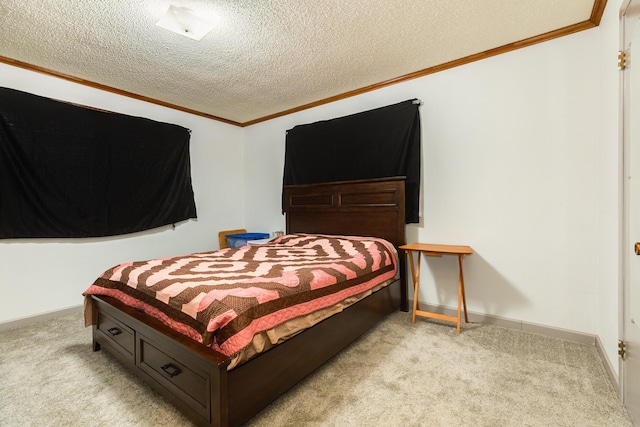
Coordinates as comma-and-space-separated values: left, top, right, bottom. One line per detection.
156, 5, 215, 41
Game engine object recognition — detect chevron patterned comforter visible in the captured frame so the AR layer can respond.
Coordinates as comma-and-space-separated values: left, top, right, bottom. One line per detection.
84, 234, 398, 358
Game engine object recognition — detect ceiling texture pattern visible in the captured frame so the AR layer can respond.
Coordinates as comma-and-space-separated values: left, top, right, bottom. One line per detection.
0, 0, 605, 126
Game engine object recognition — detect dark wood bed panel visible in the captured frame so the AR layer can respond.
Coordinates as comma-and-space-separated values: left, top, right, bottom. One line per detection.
90, 177, 408, 427
285, 177, 406, 246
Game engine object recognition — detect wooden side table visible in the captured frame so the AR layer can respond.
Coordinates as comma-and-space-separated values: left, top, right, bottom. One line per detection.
399, 243, 473, 333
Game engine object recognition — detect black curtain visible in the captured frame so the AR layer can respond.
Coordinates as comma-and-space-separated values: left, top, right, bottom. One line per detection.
0, 87, 197, 238
282, 99, 421, 223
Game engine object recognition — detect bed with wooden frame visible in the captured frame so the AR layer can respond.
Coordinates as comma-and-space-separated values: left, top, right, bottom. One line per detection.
88, 177, 407, 427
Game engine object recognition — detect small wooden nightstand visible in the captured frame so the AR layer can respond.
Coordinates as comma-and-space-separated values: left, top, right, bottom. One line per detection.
399, 243, 473, 333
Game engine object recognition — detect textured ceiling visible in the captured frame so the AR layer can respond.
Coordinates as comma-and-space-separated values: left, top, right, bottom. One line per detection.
0, 0, 602, 126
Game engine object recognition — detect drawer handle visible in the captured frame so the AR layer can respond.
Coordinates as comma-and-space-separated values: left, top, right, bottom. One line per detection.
161, 363, 181, 378
107, 327, 122, 336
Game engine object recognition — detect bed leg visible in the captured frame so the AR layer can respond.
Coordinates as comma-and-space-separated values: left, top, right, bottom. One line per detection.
92, 326, 101, 351
400, 260, 409, 312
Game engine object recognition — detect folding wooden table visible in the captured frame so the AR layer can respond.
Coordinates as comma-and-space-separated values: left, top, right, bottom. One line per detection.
399, 243, 473, 333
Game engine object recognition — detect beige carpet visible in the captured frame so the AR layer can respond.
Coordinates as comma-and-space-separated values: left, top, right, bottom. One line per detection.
0, 310, 632, 427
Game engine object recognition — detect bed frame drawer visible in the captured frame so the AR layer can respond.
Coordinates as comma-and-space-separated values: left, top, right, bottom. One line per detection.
138, 334, 211, 421
95, 311, 134, 360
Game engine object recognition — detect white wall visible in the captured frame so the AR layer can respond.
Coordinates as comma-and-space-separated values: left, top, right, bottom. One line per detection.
0, 63, 245, 323
245, 30, 603, 336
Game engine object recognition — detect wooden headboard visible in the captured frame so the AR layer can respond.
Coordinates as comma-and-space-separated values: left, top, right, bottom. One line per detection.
283, 176, 406, 248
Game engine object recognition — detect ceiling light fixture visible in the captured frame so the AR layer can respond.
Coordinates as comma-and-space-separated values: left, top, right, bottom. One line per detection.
156, 5, 215, 41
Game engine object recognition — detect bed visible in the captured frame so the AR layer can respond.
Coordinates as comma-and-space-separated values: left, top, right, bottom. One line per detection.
85, 177, 407, 427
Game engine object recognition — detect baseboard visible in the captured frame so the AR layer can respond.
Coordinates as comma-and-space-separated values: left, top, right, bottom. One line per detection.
0, 305, 83, 332
414, 300, 595, 344
413, 300, 622, 392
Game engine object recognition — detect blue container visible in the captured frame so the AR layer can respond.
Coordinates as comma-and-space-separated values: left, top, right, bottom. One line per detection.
226, 232, 270, 248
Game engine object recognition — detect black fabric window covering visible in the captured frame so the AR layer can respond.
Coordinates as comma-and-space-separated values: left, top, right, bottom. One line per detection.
282, 99, 421, 223
0, 87, 197, 238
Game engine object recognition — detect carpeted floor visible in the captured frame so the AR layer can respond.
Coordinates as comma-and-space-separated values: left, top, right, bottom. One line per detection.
0, 310, 632, 426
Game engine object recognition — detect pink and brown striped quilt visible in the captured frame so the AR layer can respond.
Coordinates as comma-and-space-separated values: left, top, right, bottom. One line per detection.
84, 234, 398, 358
